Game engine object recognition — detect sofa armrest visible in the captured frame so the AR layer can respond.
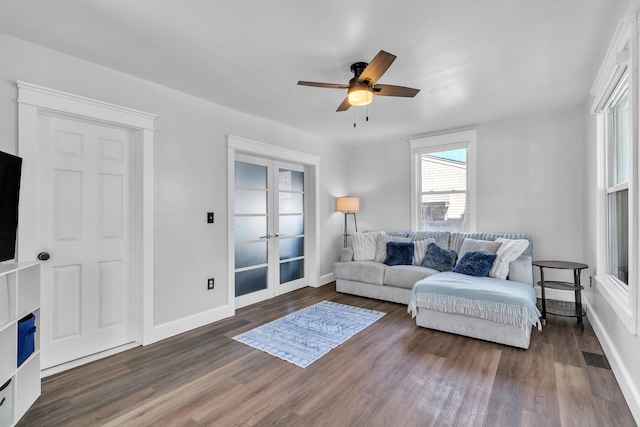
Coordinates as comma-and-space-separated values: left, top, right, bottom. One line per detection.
340, 247, 354, 262
508, 254, 533, 286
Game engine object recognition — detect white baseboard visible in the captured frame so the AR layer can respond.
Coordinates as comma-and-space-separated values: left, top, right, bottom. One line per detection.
144, 304, 235, 345
42, 342, 140, 377
584, 296, 640, 424
311, 272, 335, 288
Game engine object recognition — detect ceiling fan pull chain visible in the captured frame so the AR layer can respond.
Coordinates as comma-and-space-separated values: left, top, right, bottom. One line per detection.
354, 110, 356, 128
366, 105, 369, 122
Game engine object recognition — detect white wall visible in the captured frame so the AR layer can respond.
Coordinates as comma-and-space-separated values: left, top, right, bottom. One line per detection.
350, 107, 586, 267
0, 34, 348, 328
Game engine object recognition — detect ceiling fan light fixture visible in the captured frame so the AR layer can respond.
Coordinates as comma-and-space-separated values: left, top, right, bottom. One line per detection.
347, 82, 373, 106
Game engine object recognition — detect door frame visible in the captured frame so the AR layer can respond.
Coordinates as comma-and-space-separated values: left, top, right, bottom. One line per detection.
227, 135, 320, 310
16, 81, 157, 349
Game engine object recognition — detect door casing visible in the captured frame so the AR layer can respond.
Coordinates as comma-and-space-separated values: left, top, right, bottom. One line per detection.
17, 82, 156, 368
227, 135, 320, 311
233, 155, 308, 309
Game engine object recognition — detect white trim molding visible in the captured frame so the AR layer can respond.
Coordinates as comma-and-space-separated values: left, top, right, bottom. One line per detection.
409, 130, 477, 232
589, 14, 639, 335
591, 17, 636, 114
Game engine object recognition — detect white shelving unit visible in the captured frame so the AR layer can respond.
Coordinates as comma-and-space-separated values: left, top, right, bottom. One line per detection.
0, 262, 40, 427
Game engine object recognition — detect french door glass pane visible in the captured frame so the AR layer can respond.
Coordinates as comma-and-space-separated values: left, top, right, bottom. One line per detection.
279, 193, 303, 214
279, 237, 304, 260
235, 161, 267, 188
234, 216, 266, 241
608, 189, 628, 285
278, 167, 304, 286
279, 214, 304, 236
280, 260, 304, 284
235, 189, 266, 214
279, 169, 304, 191
235, 267, 268, 297
235, 241, 267, 269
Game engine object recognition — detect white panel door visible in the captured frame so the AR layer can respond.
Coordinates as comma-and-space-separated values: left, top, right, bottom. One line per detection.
36, 114, 134, 369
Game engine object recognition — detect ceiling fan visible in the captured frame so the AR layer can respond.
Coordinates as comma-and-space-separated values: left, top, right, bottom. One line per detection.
297, 50, 420, 112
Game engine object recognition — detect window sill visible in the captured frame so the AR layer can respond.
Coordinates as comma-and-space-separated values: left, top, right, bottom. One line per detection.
594, 274, 637, 335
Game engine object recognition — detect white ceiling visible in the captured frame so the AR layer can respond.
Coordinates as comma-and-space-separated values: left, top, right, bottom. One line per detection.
0, 0, 629, 145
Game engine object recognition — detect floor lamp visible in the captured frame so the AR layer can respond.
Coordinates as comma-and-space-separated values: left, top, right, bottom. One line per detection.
336, 196, 360, 248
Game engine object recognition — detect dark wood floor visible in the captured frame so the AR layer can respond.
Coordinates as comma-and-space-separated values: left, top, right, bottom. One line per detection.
19, 283, 636, 427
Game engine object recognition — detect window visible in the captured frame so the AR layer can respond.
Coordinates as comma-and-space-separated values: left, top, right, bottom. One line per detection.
419, 149, 467, 231
606, 81, 630, 285
410, 130, 476, 232
590, 15, 637, 334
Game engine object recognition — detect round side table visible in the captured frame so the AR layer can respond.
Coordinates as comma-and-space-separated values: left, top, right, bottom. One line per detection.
532, 260, 588, 329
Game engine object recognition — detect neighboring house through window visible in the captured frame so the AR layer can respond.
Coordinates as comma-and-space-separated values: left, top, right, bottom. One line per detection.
410, 130, 477, 232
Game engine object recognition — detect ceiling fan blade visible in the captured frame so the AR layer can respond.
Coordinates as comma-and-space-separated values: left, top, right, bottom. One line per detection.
358, 50, 396, 85
373, 84, 420, 97
298, 81, 349, 89
336, 97, 351, 112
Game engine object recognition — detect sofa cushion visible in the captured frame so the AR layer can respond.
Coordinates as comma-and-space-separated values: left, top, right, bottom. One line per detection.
458, 238, 501, 260
384, 242, 414, 266
352, 231, 384, 261
407, 230, 450, 249
452, 251, 497, 277
384, 265, 438, 289
450, 232, 533, 256
334, 260, 385, 285
422, 242, 457, 272
375, 234, 411, 262
490, 238, 530, 280
412, 238, 435, 266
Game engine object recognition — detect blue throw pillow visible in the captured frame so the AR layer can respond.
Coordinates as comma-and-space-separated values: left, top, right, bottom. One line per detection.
422, 242, 457, 272
452, 251, 497, 277
384, 242, 415, 266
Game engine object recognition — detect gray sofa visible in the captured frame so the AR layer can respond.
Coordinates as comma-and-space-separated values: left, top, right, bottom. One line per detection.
334, 230, 539, 349
334, 231, 534, 304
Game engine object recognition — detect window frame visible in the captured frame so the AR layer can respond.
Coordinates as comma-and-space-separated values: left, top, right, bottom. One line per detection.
606, 78, 630, 287
591, 16, 638, 334
409, 130, 477, 232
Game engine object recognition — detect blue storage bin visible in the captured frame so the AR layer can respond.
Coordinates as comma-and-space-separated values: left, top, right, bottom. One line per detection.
18, 313, 36, 367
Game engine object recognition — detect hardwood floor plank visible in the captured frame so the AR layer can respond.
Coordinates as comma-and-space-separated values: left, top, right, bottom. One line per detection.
18, 283, 635, 427
555, 362, 608, 427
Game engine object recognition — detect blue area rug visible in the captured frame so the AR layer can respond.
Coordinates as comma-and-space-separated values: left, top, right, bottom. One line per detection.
233, 301, 385, 368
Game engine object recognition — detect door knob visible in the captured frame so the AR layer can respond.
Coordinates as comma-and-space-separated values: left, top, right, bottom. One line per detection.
37, 252, 50, 261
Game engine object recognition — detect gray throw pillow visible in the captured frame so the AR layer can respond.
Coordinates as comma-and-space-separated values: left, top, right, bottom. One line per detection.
375, 234, 411, 262
422, 242, 457, 272
458, 238, 502, 260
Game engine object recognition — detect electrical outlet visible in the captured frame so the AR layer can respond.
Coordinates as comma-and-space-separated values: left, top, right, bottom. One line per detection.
207, 212, 214, 223
207, 278, 214, 290
589, 276, 592, 287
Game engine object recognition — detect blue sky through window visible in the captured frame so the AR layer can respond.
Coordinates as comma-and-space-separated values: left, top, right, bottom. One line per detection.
428, 149, 466, 163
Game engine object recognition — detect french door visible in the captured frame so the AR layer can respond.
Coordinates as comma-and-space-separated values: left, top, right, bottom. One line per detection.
234, 154, 307, 308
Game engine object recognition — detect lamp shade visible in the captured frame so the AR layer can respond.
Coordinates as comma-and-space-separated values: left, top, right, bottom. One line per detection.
347, 87, 373, 106
336, 196, 360, 213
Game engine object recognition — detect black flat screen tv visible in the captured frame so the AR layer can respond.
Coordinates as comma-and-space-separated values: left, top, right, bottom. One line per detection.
0, 151, 22, 262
